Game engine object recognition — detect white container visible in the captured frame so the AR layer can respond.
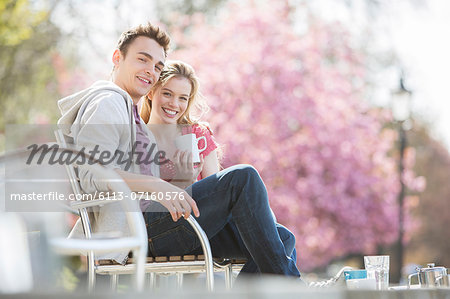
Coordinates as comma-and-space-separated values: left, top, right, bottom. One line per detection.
346, 278, 377, 290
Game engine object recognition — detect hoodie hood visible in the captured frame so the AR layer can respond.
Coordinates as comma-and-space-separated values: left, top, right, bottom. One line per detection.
57, 80, 132, 135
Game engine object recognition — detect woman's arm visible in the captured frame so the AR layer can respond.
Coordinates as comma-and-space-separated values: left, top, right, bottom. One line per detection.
200, 149, 220, 178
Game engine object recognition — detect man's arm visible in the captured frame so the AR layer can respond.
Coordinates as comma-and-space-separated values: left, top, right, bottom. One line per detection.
73, 93, 199, 221
115, 169, 200, 222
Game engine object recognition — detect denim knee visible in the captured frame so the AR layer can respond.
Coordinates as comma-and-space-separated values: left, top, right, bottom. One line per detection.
278, 226, 296, 255
230, 164, 260, 184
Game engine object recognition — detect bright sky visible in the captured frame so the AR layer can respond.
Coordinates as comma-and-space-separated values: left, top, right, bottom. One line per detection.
51, 0, 158, 76
311, 0, 450, 150
52, 0, 450, 150
390, 1, 450, 150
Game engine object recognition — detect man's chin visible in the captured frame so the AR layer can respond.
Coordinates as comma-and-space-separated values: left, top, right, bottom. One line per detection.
131, 90, 150, 102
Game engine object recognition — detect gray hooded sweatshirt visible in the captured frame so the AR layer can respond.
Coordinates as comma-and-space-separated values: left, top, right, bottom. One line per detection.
58, 80, 159, 263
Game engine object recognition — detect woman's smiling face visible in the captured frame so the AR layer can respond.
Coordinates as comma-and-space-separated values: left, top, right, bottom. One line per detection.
148, 76, 192, 124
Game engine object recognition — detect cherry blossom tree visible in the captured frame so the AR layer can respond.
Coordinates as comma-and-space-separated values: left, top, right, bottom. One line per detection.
168, 1, 422, 270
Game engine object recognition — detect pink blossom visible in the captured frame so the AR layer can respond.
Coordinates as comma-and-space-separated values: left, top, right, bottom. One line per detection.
169, 1, 420, 271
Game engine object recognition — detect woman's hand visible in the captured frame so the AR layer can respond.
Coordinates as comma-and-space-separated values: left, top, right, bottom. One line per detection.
172, 150, 204, 187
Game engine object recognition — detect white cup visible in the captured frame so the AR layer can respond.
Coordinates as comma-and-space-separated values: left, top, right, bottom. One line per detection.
174, 134, 207, 163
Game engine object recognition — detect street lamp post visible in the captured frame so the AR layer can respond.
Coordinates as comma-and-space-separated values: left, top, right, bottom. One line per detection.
391, 74, 412, 284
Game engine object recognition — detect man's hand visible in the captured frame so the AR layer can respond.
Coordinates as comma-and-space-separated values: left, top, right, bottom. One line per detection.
114, 169, 200, 222
154, 183, 200, 222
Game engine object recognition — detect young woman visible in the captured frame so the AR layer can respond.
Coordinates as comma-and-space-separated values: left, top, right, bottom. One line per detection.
140, 60, 220, 189
140, 61, 300, 280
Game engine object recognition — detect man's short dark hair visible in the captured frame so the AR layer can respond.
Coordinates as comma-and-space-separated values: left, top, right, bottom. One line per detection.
116, 22, 170, 58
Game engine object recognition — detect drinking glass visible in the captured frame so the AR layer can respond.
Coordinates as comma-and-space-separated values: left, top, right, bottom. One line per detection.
364, 255, 389, 290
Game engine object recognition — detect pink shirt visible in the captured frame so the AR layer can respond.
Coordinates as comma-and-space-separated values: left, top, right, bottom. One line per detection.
159, 124, 218, 182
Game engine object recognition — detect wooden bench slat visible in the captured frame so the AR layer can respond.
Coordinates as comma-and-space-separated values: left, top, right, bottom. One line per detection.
155, 256, 168, 262
182, 255, 196, 261
169, 256, 182, 262
97, 260, 120, 266
97, 255, 247, 266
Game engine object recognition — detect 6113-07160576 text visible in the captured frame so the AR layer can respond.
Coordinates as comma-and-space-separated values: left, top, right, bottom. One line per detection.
9, 191, 185, 202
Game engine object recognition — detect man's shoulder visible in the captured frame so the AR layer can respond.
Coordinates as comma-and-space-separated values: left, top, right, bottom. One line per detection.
84, 81, 132, 110
75, 81, 131, 123
90, 90, 127, 107
89, 80, 130, 100
58, 81, 132, 128
59, 81, 130, 109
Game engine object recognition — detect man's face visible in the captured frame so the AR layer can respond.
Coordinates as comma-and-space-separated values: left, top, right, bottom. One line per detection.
112, 36, 165, 104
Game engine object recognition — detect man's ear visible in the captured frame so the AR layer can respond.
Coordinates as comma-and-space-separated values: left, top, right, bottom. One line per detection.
112, 49, 121, 66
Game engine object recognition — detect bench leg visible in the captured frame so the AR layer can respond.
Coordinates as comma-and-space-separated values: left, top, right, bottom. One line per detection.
225, 264, 233, 289
87, 252, 96, 292
176, 273, 184, 289
110, 274, 118, 290
147, 272, 156, 289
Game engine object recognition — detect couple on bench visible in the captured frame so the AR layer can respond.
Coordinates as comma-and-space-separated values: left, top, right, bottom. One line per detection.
57, 23, 301, 282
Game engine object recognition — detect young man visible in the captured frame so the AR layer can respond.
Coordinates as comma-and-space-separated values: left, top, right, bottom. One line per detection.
58, 23, 301, 278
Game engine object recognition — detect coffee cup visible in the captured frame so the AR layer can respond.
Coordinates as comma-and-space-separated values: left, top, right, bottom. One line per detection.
174, 134, 207, 163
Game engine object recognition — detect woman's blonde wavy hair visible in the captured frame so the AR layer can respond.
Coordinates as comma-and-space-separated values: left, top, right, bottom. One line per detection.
140, 60, 209, 124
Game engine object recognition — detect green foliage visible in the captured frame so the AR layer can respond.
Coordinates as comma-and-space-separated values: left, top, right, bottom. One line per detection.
56, 265, 79, 292
0, 0, 47, 46
0, 0, 61, 151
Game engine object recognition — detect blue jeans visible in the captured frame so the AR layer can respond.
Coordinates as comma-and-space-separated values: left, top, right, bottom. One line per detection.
143, 164, 300, 277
